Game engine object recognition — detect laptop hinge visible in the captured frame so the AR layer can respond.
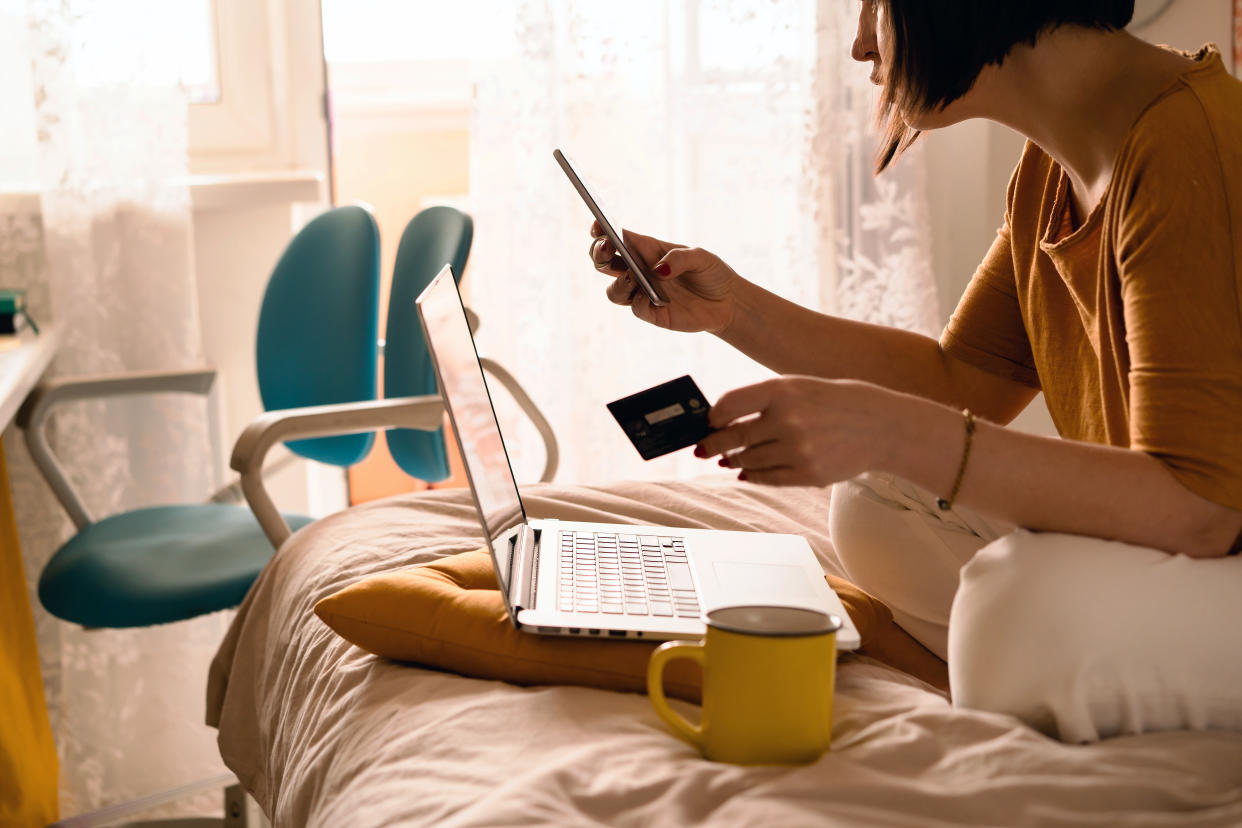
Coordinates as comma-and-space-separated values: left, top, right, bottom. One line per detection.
509, 524, 538, 613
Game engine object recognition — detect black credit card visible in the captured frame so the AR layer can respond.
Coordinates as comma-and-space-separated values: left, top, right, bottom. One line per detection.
607, 375, 714, 460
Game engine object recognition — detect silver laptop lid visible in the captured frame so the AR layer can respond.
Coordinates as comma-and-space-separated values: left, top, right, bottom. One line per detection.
416, 266, 527, 598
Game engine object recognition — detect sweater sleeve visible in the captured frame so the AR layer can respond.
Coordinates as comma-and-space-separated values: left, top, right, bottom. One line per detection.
1116, 87, 1242, 511
941, 222, 1042, 390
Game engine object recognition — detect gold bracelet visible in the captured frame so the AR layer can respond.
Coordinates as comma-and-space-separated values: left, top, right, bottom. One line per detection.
937, 409, 975, 512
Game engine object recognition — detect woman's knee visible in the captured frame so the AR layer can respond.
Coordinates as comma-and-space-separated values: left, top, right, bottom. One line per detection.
948, 531, 1242, 742
948, 531, 1115, 739
828, 478, 883, 576
828, 478, 939, 601
830, 476, 991, 659
828, 477, 951, 579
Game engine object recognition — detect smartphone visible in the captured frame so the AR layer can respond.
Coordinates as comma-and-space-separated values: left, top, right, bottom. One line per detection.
553, 148, 669, 307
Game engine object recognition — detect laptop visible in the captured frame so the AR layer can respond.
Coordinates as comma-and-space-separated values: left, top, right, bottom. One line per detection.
416, 265, 860, 649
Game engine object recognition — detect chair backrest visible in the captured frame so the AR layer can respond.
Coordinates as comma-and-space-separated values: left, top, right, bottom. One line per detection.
383, 205, 473, 481
255, 204, 381, 466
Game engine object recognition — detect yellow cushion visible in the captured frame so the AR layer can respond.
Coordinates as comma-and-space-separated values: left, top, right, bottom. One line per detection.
314, 549, 949, 702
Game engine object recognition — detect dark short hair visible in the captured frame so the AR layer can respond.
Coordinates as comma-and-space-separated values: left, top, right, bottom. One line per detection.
876, 0, 1135, 172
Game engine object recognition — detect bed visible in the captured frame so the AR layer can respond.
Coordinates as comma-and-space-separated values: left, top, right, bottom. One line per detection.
206, 478, 1242, 827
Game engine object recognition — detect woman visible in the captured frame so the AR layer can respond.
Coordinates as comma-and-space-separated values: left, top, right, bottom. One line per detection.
588, 0, 1242, 743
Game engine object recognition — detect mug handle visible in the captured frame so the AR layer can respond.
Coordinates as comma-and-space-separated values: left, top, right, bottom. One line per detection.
647, 640, 705, 747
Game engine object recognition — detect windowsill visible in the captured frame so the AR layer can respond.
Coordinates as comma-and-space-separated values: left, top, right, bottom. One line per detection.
186, 171, 324, 211
3, 171, 325, 214
0, 191, 41, 214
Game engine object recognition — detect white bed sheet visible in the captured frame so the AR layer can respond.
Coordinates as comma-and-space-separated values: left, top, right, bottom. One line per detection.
206, 479, 1242, 827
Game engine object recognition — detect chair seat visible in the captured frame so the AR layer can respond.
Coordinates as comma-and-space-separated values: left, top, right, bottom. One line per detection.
38, 504, 314, 628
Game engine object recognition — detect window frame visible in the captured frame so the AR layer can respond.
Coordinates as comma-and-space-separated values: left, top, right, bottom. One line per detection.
188, 0, 329, 176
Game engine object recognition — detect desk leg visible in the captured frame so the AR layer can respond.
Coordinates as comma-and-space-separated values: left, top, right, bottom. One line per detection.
0, 439, 58, 826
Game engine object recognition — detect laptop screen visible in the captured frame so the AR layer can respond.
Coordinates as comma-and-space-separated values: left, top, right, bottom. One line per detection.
416, 267, 527, 592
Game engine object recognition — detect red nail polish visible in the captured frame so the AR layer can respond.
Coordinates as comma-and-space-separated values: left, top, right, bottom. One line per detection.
738, 471, 748, 481
654, 262, 671, 276
718, 458, 730, 468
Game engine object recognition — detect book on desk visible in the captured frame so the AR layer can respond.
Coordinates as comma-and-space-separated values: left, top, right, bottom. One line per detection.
0, 288, 40, 351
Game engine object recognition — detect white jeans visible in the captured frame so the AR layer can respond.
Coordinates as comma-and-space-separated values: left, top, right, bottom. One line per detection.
828, 473, 1242, 743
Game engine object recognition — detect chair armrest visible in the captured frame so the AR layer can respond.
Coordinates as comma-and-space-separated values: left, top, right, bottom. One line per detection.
206, 452, 299, 505
479, 358, 559, 483
16, 369, 215, 425
15, 368, 217, 530
230, 395, 445, 548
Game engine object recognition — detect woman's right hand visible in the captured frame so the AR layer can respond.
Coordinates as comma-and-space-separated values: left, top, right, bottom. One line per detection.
588, 221, 740, 335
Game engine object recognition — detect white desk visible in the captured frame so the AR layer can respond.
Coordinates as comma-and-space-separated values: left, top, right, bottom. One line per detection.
0, 326, 57, 431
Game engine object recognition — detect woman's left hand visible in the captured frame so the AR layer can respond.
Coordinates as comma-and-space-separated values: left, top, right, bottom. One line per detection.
694, 376, 895, 487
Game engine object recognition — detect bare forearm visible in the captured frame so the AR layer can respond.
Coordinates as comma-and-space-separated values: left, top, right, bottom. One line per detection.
880, 391, 1242, 558
721, 279, 1033, 423
721, 279, 939, 388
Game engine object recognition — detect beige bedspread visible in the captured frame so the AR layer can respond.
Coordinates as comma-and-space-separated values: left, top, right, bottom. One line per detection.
207, 479, 1242, 827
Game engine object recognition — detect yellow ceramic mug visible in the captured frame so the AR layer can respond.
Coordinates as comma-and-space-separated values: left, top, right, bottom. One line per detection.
647, 605, 841, 765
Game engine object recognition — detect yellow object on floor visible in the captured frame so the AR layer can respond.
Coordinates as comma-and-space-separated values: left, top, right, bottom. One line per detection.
0, 439, 58, 827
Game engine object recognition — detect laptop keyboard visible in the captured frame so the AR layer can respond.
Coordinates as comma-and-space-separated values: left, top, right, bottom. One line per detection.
558, 531, 701, 618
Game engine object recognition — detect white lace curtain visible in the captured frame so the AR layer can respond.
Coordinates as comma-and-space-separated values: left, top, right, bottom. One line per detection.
2, 0, 224, 816
0, 0, 942, 813
467, 0, 938, 486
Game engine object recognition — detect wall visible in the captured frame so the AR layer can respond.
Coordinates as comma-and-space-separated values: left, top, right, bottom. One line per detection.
327, 67, 474, 502
191, 179, 340, 516
920, 0, 1234, 436
190, 0, 343, 518
331, 124, 473, 501
330, 127, 470, 328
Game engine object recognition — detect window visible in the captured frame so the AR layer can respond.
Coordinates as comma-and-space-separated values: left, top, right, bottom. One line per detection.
74, 0, 221, 103
73, 0, 303, 171
188, 0, 279, 167
321, 0, 516, 63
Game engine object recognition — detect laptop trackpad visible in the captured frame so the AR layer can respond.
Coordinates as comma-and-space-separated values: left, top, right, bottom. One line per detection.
710, 561, 818, 607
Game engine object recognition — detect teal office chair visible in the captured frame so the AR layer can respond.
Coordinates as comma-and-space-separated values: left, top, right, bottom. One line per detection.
16, 204, 382, 826
232, 205, 558, 548
256, 205, 381, 470
383, 205, 473, 481
384, 205, 556, 483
